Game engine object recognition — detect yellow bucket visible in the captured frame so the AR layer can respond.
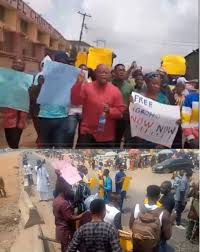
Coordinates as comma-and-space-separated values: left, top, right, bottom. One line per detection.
161, 55, 186, 75
75, 52, 88, 68
87, 48, 113, 70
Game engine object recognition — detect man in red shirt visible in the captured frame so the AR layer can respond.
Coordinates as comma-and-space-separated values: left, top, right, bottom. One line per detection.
71, 64, 125, 148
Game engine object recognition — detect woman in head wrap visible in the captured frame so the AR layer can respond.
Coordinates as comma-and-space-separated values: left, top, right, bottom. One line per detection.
125, 72, 170, 148
37, 51, 73, 148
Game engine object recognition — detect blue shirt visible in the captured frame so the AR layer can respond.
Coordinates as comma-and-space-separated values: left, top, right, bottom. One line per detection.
104, 176, 112, 192
115, 171, 126, 193
39, 104, 68, 118
174, 175, 188, 202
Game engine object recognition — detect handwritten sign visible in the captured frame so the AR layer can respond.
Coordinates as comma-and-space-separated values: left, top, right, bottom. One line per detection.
129, 92, 180, 148
52, 160, 81, 185
37, 61, 80, 107
0, 68, 33, 112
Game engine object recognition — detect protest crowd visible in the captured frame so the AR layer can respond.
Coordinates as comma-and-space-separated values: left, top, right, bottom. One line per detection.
0, 52, 199, 149
22, 152, 199, 252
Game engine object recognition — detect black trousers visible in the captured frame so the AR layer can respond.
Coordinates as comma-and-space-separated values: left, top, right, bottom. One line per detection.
77, 134, 114, 148
115, 118, 127, 148
176, 201, 187, 225
4, 128, 23, 149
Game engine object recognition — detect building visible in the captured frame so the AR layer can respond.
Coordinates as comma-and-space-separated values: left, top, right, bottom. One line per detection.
0, 0, 70, 72
185, 49, 199, 80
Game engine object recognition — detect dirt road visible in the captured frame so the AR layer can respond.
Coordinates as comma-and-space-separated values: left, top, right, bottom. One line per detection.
0, 152, 21, 252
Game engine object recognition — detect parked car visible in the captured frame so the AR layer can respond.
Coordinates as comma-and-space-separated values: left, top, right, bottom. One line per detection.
153, 158, 194, 173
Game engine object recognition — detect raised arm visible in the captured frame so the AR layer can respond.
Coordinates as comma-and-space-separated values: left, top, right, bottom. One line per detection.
71, 72, 86, 106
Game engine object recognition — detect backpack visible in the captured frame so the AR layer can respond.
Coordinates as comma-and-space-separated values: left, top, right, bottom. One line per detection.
131, 204, 163, 252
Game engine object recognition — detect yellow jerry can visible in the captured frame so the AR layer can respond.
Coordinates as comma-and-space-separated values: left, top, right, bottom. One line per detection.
161, 55, 186, 75
87, 48, 113, 70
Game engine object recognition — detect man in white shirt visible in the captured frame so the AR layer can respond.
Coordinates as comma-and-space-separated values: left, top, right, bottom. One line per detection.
66, 64, 89, 147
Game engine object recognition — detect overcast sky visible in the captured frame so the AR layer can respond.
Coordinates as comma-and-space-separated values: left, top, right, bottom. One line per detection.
28, 0, 198, 69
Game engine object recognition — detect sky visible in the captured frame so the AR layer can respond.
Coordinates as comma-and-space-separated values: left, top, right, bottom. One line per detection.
27, 0, 198, 69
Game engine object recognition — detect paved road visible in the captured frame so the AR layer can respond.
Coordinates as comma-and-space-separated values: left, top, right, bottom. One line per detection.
24, 151, 199, 252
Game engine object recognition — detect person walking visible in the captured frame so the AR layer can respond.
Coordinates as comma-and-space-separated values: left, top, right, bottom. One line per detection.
67, 199, 122, 252
35, 160, 50, 201
0, 177, 6, 198
186, 183, 199, 243
23, 159, 34, 186
129, 185, 172, 252
2, 59, 28, 149
115, 165, 126, 211
103, 169, 112, 204
159, 181, 176, 252
53, 188, 84, 252
173, 170, 192, 229
38, 51, 75, 148
160, 181, 175, 215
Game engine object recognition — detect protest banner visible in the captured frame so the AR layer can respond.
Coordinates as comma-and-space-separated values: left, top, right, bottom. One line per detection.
52, 160, 81, 185
0, 68, 33, 112
37, 61, 81, 107
129, 92, 180, 148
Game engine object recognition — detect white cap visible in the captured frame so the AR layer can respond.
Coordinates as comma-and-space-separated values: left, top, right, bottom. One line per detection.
177, 77, 188, 85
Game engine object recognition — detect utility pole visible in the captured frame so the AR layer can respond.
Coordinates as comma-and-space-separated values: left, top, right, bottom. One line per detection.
78, 11, 91, 51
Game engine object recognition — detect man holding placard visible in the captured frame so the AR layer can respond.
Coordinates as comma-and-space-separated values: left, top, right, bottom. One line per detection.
37, 51, 82, 148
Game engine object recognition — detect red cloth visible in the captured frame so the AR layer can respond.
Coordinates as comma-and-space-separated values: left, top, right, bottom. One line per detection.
53, 195, 75, 245
71, 81, 126, 142
3, 108, 28, 129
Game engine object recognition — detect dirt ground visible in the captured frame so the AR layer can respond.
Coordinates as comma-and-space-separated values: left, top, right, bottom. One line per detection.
0, 152, 21, 252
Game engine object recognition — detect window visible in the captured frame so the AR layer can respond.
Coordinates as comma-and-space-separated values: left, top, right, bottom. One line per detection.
50, 38, 54, 47
0, 5, 5, 22
0, 31, 13, 53
23, 41, 35, 58
20, 19, 28, 34
37, 31, 43, 42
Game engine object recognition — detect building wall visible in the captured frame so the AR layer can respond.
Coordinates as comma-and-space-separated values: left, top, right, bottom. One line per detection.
24, 59, 39, 73
0, 0, 70, 71
0, 55, 13, 68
